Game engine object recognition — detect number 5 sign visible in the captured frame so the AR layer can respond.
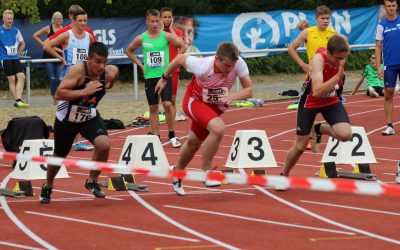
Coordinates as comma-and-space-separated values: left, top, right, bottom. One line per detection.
321, 126, 377, 164
225, 130, 277, 169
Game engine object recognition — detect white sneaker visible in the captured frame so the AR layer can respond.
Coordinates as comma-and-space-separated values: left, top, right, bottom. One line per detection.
175, 111, 187, 121
172, 178, 185, 196
203, 170, 221, 187
368, 87, 379, 97
396, 173, 400, 184
310, 121, 322, 153
395, 84, 400, 95
169, 137, 181, 148
381, 126, 395, 136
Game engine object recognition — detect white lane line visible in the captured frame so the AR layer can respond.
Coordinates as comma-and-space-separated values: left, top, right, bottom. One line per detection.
0, 173, 57, 250
300, 200, 400, 216
239, 169, 400, 245
25, 211, 198, 242
144, 180, 255, 196
127, 190, 240, 250
164, 205, 354, 235
0, 240, 43, 250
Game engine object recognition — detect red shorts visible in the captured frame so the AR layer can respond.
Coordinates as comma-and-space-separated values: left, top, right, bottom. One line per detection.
171, 72, 179, 96
182, 95, 223, 141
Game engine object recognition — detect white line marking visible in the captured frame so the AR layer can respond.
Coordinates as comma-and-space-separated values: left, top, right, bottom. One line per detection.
127, 190, 240, 250
238, 169, 400, 245
144, 180, 255, 196
25, 211, 198, 242
0, 241, 43, 250
300, 200, 400, 216
164, 205, 354, 235
31, 186, 123, 201
0, 173, 57, 250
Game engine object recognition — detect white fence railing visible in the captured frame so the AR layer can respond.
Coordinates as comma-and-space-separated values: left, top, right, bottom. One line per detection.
19, 44, 375, 103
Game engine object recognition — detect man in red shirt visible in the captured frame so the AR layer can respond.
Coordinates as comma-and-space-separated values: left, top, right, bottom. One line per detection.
281, 34, 352, 179
161, 7, 184, 122
49, 5, 96, 42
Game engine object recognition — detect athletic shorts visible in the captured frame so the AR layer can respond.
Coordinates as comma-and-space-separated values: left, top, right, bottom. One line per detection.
182, 95, 223, 141
367, 86, 384, 96
296, 101, 350, 136
144, 77, 172, 105
171, 72, 179, 96
1, 60, 24, 76
384, 65, 400, 88
53, 114, 108, 156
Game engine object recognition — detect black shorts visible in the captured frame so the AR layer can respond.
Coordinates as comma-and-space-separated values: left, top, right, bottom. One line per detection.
296, 101, 350, 136
367, 86, 384, 96
0, 60, 24, 76
144, 77, 172, 105
53, 113, 108, 156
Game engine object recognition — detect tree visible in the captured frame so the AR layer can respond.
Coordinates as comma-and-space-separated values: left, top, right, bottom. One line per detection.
0, 0, 50, 23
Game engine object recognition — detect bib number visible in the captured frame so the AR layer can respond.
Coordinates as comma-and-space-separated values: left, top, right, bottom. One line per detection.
5, 45, 18, 56
68, 105, 96, 123
146, 51, 165, 68
203, 87, 228, 104
72, 48, 88, 65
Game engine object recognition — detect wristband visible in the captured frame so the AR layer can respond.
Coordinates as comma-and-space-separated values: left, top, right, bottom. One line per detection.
161, 74, 168, 80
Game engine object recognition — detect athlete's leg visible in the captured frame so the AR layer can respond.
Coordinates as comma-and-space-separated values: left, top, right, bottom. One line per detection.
149, 104, 160, 135
281, 134, 309, 176
201, 117, 225, 171
175, 131, 202, 170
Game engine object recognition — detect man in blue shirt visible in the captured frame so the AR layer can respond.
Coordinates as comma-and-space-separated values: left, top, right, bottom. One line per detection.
375, 0, 400, 135
0, 9, 29, 108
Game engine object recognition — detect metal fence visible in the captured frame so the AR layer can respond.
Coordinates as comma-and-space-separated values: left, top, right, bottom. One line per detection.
20, 44, 375, 104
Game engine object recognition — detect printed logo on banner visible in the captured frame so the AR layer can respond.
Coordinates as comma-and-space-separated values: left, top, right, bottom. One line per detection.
232, 12, 280, 57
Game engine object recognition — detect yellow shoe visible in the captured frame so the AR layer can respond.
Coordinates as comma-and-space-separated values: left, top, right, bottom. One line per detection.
14, 101, 29, 108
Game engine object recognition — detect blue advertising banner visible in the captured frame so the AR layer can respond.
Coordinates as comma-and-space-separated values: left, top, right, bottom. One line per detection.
192, 6, 380, 57
13, 5, 380, 63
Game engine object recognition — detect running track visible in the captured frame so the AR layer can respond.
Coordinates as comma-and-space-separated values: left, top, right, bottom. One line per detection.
0, 93, 399, 249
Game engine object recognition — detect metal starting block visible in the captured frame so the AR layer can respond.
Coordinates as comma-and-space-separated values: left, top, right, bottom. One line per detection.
319, 162, 376, 181
0, 188, 26, 198
103, 174, 149, 192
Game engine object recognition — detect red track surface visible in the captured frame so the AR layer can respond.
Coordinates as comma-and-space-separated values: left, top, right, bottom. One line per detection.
1, 93, 400, 249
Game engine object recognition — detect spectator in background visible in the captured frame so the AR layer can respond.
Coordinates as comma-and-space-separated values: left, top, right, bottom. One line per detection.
33, 11, 64, 104
351, 54, 384, 97
375, 0, 400, 136
296, 19, 310, 31
0, 9, 29, 108
160, 7, 186, 122
174, 15, 200, 54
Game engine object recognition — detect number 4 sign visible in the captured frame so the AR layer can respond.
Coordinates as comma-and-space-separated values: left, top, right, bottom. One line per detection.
116, 135, 170, 174
321, 126, 377, 164
225, 130, 277, 169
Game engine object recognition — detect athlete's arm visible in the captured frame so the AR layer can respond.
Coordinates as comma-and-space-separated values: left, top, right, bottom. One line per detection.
220, 75, 253, 105
375, 40, 383, 79
32, 26, 50, 47
125, 35, 144, 72
288, 29, 308, 73
43, 32, 68, 65
104, 65, 119, 89
311, 54, 345, 98
155, 54, 189, 94
55, 64, 103, 100
17, 40, 25, 57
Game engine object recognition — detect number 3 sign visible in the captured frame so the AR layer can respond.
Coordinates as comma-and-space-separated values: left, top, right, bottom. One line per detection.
225, 130, 277, 169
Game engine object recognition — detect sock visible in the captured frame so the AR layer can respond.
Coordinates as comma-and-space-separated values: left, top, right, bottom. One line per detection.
388, 123, 393, 128
314, 123, 322, 134
168, 131, 175, 139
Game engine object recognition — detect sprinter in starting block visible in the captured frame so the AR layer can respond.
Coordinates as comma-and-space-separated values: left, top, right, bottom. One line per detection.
281, 35, 352, 182
156, 42, 253, 196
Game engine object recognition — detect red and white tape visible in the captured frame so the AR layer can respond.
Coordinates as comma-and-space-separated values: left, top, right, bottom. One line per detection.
1, 151, 400, 197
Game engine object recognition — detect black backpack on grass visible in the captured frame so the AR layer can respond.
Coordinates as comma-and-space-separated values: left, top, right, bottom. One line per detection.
1, 116, 49, 152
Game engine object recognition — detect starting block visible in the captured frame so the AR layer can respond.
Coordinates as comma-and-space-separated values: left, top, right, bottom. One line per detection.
0, 180, 33, 198
116, 135, 170, 174
251, 169, 266, 176
225, 130, 277, 169
319, 162, 376, 181
105, 174, 149, 192
11, 139, 69, 180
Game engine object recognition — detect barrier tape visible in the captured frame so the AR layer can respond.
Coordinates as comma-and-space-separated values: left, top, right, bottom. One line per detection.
1, 151, 400, 197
